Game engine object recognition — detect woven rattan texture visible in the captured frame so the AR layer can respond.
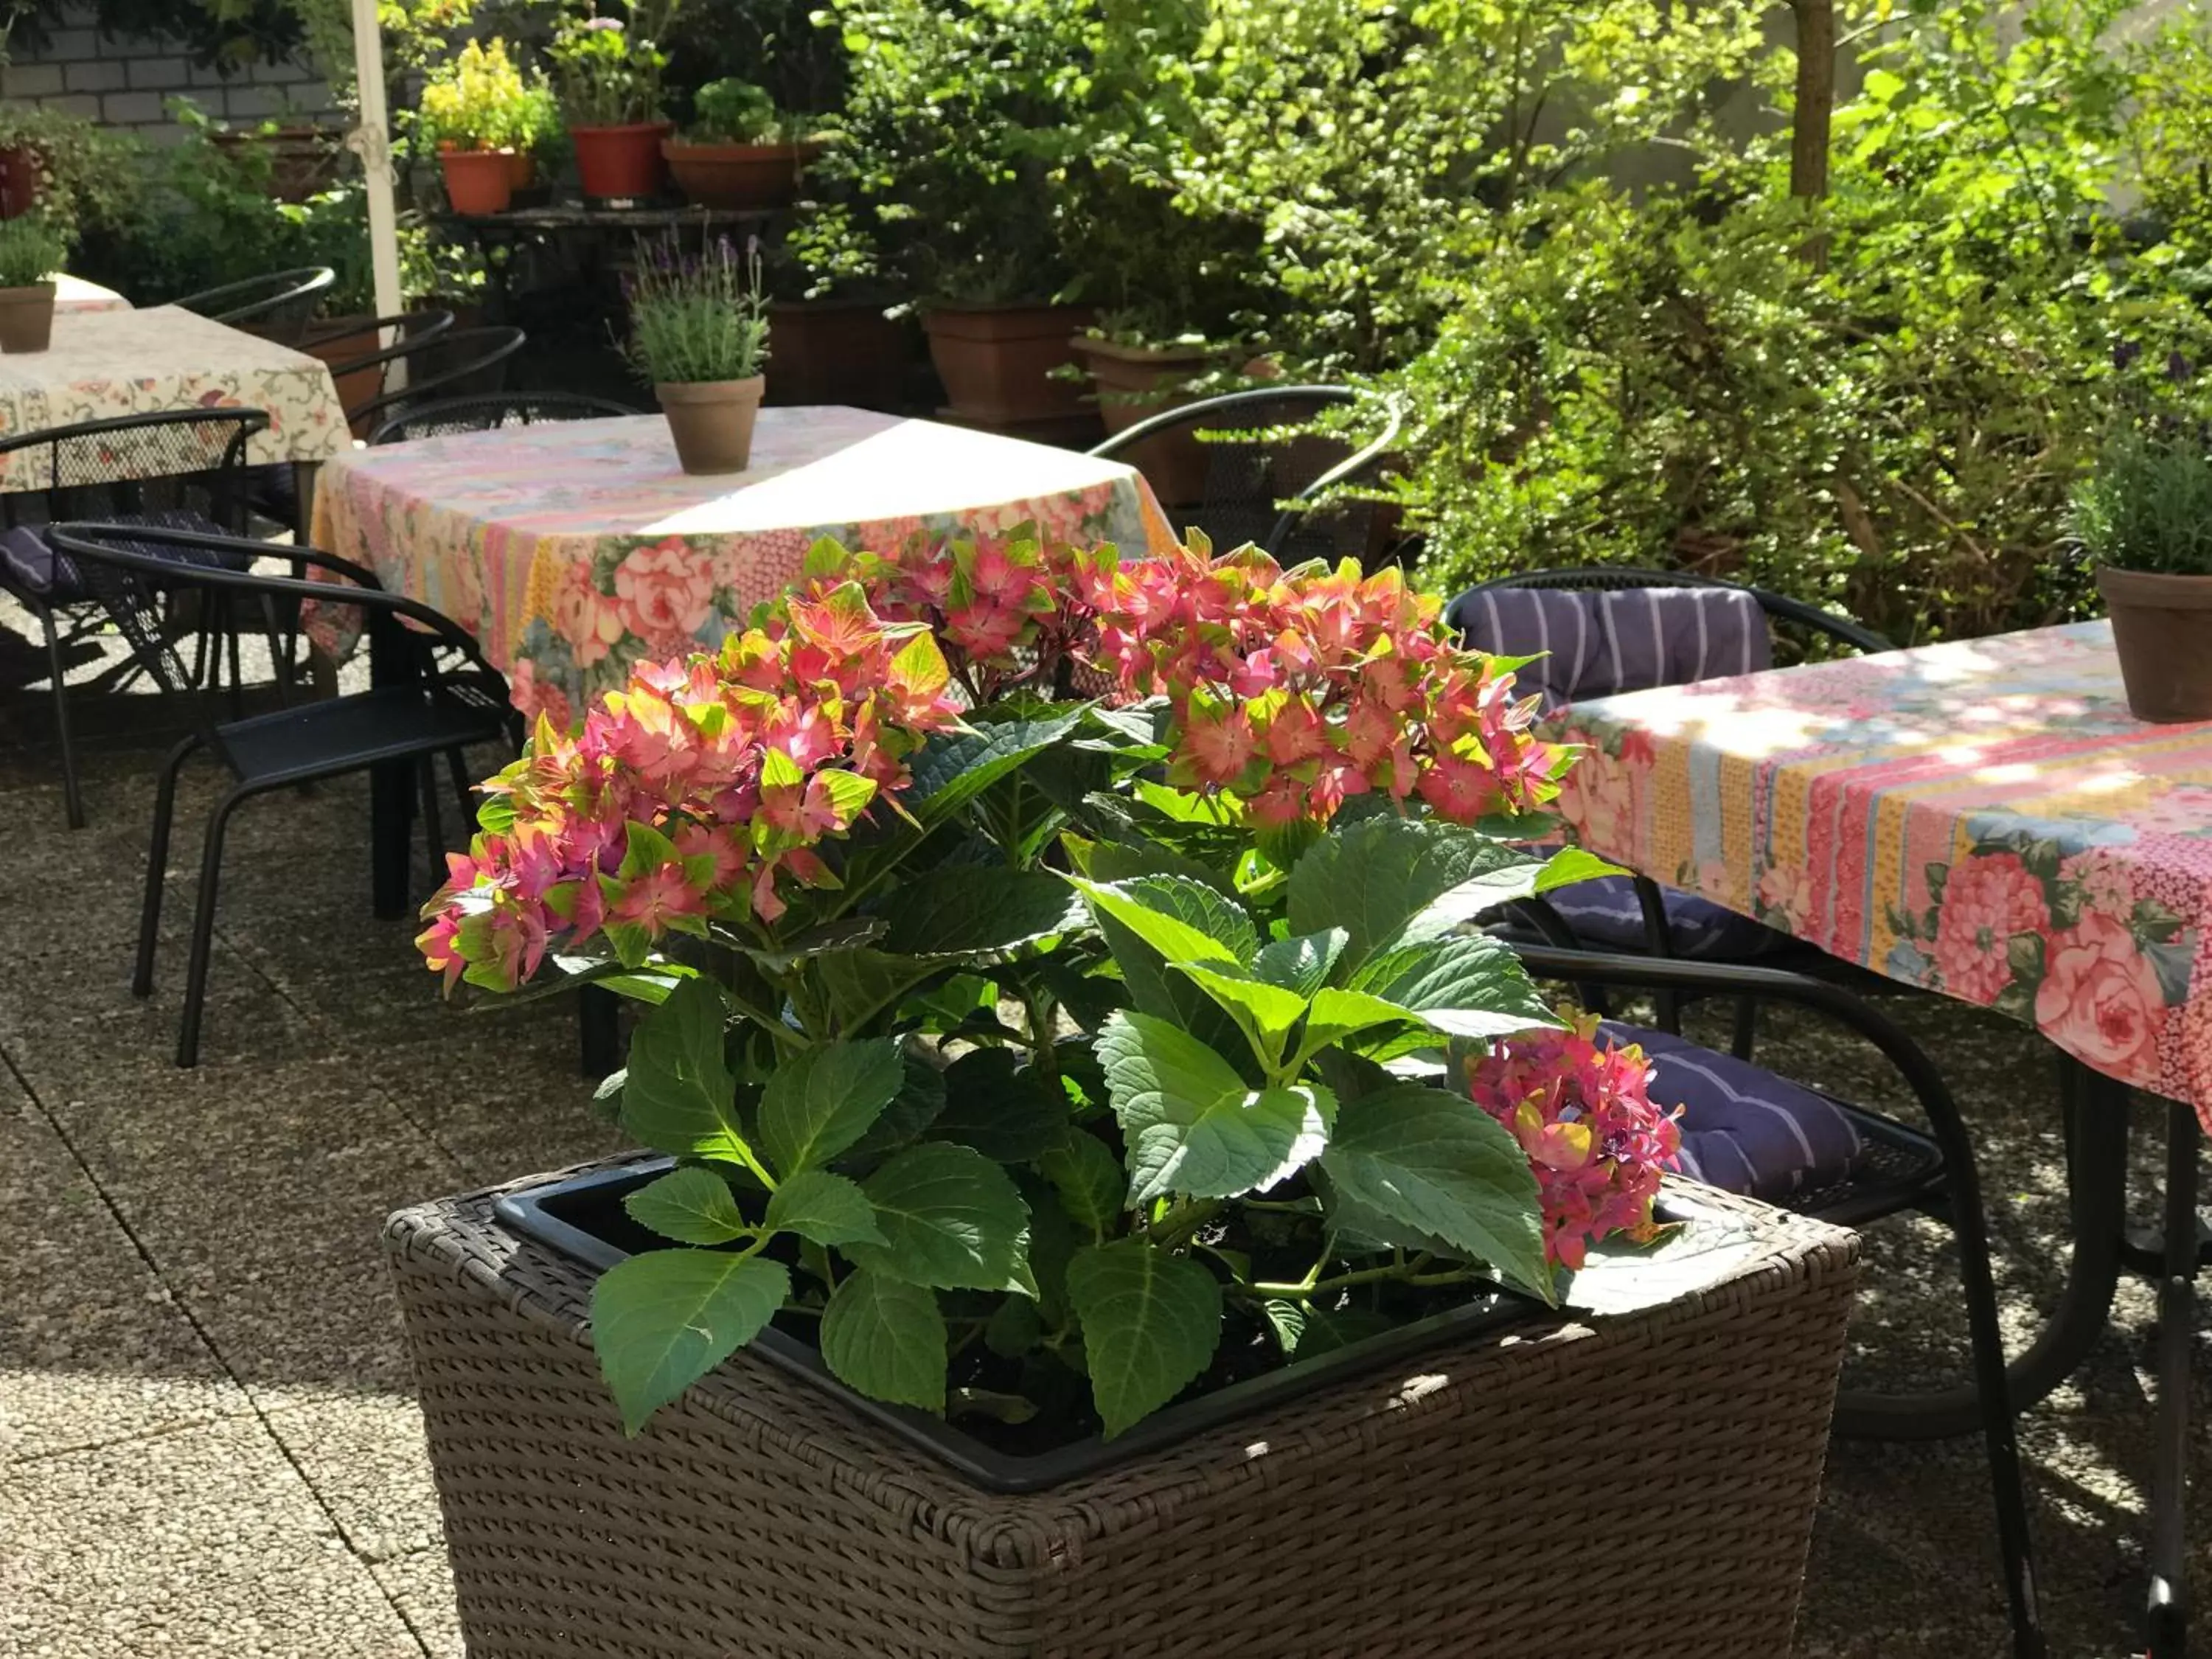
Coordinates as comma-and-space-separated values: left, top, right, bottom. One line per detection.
387, 1170, 1860, 1659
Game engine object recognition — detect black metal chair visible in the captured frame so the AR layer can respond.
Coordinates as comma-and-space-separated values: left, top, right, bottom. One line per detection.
1506, 939, 2044, 1654
1087, 386, 1404, 565
0, 410, 275, 829
49, 522, 516, 1068
1450, 567, 1895, 1051
347, 327, 529, 437
368, 391, 644, 446
170, 267, 336, 341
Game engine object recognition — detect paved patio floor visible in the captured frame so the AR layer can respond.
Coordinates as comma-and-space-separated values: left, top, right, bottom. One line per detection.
1, 627, 2206, 1658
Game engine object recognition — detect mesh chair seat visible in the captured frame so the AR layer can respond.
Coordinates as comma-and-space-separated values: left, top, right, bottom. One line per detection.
367, 392, 643, 446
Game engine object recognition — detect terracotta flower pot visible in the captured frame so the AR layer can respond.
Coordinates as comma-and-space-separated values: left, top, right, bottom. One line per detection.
2098, 565, 2212, 723
662, 139, 819, 210
922, 302, 1094, 430
765, 299, 915, 411
570, 122, 672, 202
0, 282, 56, 352
657, 375, 765, 474
1072, 335, 1214, 507
0, 146, 40, 220
439, 148, 515, 216
507, 150, 535, 191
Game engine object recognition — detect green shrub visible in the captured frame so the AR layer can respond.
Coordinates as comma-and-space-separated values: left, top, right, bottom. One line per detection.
1382, 0, 2212, 642
689, 77, 781, 144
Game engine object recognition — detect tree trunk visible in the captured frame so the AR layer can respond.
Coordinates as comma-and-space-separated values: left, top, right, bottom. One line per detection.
1790, 0, 1835, 201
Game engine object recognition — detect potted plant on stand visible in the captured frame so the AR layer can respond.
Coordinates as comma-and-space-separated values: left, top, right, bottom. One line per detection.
817, 0, 1094, 437
391, 533, 1862, 1655
769, 206, 916, 410
663, 77, 819, 210
0, 212, 67, 352
420, 39, 543, 216
628, 232, 771, 473
2073, 428, 2212, 722
551, 0, 678, 204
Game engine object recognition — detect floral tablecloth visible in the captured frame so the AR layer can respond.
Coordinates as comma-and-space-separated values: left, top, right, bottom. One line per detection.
1551, 620, 2212, 1119
54, 274, 129, 313
306, 407, 1179, 725
0, 305, 346, 491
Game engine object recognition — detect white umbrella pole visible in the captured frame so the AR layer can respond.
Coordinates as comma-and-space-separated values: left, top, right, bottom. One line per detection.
347, 0, 405, 322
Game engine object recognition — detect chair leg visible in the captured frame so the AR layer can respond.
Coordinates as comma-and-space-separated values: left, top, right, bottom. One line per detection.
579, 985, 622, 1079
445, 747, 476, 824
178, 787, 246, 1069
136, 734, 203, 998
224, 596, 246, 719
258, 592, 290, 709
417, 754, 447, 892
1730, 995, 1759, 1060
37, 599, 85, 830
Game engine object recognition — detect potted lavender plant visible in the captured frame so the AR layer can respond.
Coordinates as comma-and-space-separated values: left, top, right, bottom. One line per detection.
0, 212, 66, 352
627, 232, 771, 473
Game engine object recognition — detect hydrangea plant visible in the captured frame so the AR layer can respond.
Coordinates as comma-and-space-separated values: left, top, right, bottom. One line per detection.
421, 534, 1680, 1439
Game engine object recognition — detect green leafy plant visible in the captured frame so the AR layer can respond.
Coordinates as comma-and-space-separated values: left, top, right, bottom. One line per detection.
625, 232, 771, 384
419, 38, 544, 152
417, 532, 1680, 1441
550, 0, 677, 128
0, 103, 141, 243
0, 210, 66, 289
2070, 431, 2212, 577
688, 77, 782, 144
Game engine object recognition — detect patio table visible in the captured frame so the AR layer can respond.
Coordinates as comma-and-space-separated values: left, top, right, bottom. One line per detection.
53, 274, 129, 313
1547, 616, 2207, 1655
306, 406, 1178, 726
0, 305, 346, 530
305, 406, 1177, 922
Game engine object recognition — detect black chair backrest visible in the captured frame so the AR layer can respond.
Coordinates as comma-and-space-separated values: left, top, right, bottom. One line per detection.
347, 327, 529, 435
47, 521, 507, 773
1457, 567, 1891, 661
304, 310, 456, 376
0, 409, 268, 535
171, 267, 336, 341
1088, 385, 1401, 566
368, 391, 644, 446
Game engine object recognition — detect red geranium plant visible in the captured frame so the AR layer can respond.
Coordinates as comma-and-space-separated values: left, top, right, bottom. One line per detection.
422, 532, 1680, 1439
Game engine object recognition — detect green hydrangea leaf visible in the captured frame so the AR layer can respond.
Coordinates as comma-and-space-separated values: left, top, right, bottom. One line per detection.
1038, 1130, 1129, 1237
818, 1269, 947, 1412
1066, 873, 1259, 968
623, 1166, 751, 1246
1349, 932, 1564, 1040
1251, 928, 1349, 995
1285, 816, 1554, 970
1067, 1239, 1222, 1439
757, 1037, 905, 1177
1097, 1009, 1335, 1202
1319, 1083, 1549, 1297
591, 1249, 788, 1434
844, 1141, 1032, 1290
762, 1168, 884, 1248
874, 866, 1089, 957
928, 1047, 1070, 1163
621, 977, 751, 1162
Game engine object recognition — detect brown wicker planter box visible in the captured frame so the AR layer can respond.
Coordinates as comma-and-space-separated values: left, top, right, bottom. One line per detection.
387, 1172, 1857, 1658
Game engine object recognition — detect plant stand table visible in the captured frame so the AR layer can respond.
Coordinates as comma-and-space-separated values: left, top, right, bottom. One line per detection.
436, 204, 772, 330
0, 304, 346, 540
304, 405, 1178, 923
1549, 618, 2212, 1659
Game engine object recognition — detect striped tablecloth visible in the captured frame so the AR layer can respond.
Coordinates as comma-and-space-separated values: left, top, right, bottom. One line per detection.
1550, 620, 2212, 1118
306, 407, 1178, 726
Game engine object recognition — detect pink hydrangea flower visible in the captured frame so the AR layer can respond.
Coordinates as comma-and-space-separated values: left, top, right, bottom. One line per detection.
1464, 1015, 1683, 1271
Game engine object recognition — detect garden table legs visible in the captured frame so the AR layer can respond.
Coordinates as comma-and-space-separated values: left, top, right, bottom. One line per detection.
366, 614, 413, 919
2147, 1096, 2200, 1658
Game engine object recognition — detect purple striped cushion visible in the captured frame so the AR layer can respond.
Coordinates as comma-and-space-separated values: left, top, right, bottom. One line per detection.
1600, 1020, 1867, 1203
1450, 585, 1773, 705
1545, 872, 1790, 959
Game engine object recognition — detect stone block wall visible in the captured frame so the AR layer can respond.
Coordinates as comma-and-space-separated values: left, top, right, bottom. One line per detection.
0, 4, 342, 144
